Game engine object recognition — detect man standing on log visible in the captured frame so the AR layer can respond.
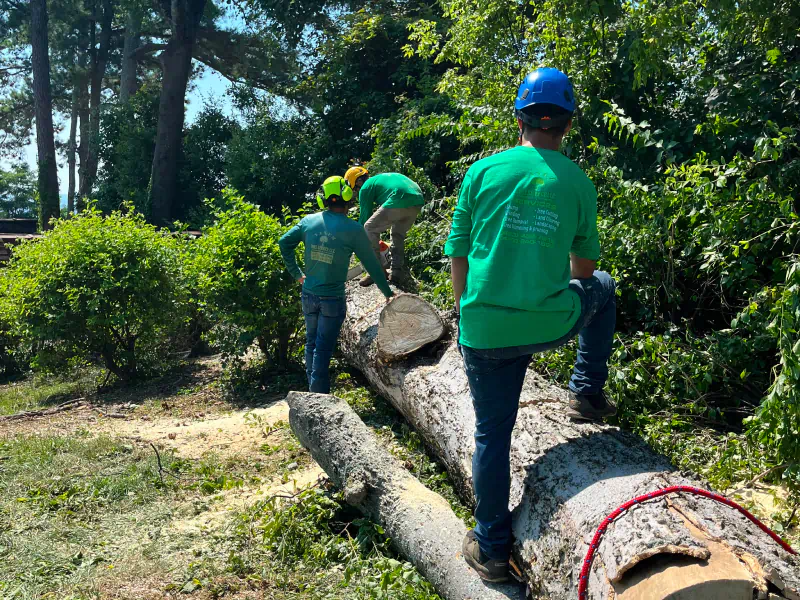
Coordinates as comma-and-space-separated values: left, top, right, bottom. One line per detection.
344, 166, 424, 290
445, 68, 617, 582
279, 175, 393, 394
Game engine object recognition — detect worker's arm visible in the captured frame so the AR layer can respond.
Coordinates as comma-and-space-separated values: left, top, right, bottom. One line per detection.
358, 185, 374, 227
451, 256, 469, 314
570, 178, 600, 281
570, 254, 596, 280
278, 222, 305, 283
353, 230, 393, 299
444, 172, 474, 314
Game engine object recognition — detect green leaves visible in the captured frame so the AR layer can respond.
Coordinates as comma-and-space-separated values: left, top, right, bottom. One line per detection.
0, 204, 191, 379
188, 189, 302, 366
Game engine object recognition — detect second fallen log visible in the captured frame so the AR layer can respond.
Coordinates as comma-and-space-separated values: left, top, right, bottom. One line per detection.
286, 391, 521, 600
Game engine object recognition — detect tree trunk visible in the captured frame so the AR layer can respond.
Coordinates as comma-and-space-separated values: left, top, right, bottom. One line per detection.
78, 0, 113, 201
148, 0, 207, 225
338, 282, 800, 600
67, 80, 79, 214
76, 70, 90, 212
30, 0, 61, 231
287, 391, 523, 600
120, 9, 141, 102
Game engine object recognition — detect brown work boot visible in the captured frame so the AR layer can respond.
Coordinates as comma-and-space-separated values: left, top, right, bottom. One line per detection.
567, 391, 617, 422
462, 530, 510, 583
360, 269, 388, 287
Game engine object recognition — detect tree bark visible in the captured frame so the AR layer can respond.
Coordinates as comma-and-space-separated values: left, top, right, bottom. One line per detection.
78, 0, 113, 201
148, 0, 207, 226
287, 391, 522, 600
120, 9, 141, 102
30, 0, 61, 230
67, 80, 79, 214
76, 69, 90, 212
339, 282, 800, 600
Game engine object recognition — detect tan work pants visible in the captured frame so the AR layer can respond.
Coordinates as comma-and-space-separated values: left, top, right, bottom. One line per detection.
364, 205, 421, 272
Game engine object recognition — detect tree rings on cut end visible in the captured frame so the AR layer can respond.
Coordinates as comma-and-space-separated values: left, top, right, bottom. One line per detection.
377, 294, 445, 360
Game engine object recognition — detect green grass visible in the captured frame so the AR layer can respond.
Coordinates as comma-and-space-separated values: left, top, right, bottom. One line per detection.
0, 360, 460, 599
0, 435, 174, 599
0, 371, 99, 416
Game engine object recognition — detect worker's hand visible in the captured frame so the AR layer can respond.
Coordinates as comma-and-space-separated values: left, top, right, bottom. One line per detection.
455, 298, 461, 314
297, 275, 306, 285
385, 295, 393, 304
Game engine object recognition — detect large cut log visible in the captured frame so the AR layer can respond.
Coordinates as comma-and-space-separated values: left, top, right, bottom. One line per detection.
339, 282, 800, 600
378, 294, 446, 360
287, 391, 523, 600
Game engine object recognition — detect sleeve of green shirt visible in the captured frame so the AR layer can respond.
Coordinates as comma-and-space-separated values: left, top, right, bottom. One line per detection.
570, 178, 601, 260
278, 222, 305, 280
352, 229, 393, 298
444, 172, 473, 257
358, 183, 375, 226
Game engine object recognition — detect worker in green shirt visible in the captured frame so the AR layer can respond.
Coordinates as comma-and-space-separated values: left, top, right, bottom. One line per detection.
279, 175, 393, 394
344, 167, 424, 289
444, 68, 617, 583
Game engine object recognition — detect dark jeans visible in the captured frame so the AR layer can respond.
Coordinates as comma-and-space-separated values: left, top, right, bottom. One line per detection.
460, 271, 616, 560
302, 292, 347, 394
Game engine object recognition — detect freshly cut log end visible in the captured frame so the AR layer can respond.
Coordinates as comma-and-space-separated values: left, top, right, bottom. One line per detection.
340, 281, 800, 600
377, 293, 446, 360
286, 391, 521, 600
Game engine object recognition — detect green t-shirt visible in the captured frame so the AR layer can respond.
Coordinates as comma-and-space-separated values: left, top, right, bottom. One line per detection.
358, 173, 425, 225
444, 145, 600, 349
279, 211, 393, 298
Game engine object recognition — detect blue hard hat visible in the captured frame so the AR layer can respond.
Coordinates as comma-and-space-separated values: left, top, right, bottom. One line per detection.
515, 68, 575, 113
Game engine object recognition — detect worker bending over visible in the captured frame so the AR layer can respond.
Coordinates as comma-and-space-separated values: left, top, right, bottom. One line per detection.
279, 176, 393, 394
344, 166, 424, 289
444, 68, 617, 582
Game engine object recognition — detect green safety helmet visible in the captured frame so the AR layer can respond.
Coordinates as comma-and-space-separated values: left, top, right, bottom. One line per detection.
317, 175, 354, 209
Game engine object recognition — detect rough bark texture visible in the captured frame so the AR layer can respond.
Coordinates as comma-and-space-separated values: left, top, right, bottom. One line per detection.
30, 0, 60, 230
339, 282, 800, 600
287, 391, 523, 600
67, 81, 79, 214
120, 10, 142, 103
77, 62, 90, 212
378, 294, 445, 359
78, 0, 113, 201
148, 0, 207, 225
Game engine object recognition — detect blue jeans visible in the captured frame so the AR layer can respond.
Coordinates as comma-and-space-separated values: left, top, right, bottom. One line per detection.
460, 271, 616, 560
302, 292, 347, 394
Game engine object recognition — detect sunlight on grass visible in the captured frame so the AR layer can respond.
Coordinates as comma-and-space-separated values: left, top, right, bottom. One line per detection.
0, 371, 98, 416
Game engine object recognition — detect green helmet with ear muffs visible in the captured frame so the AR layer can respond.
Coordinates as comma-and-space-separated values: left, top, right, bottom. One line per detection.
316, 175, 354, 209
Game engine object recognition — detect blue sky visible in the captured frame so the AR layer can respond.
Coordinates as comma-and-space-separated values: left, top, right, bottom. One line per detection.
15, 64, 234, 203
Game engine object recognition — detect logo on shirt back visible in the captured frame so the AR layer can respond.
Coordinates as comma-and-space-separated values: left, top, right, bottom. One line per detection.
500, 176, 560, 248
310, 232, 336, 264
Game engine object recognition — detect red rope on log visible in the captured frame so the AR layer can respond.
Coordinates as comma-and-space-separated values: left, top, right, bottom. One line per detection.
578, 485, 796, 600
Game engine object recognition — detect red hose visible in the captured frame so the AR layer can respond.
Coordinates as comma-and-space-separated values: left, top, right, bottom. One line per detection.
578, 485, 796, 599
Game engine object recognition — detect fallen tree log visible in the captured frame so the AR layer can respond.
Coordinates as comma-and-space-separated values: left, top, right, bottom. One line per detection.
378, 294, 445, 360
287, 391, 523, 600
340, 282, 800, 600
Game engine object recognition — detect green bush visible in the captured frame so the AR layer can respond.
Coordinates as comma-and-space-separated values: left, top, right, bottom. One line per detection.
0, 205, 190, 380
189, 189, 302, 367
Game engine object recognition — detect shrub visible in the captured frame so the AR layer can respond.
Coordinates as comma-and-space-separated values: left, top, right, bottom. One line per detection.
189, 189, 302, 367
0, 205, 190, 380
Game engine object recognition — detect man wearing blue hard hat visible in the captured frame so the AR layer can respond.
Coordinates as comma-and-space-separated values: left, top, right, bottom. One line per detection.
444, 68, 617, 582
279, 176, 393, 394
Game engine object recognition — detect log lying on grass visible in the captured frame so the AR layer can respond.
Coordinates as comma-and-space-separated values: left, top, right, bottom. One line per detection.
339, 282, 800, 600
287, 391, 522, 600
